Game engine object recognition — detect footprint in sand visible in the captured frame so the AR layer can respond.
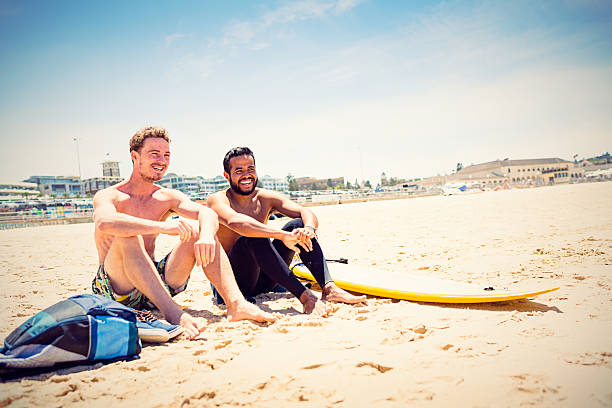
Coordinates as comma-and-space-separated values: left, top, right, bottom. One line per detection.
564, 352, 612, 367
214, 339, 232, 350
54, 383, 79, 397
510, 373, 560, 395
301, 362, 328, 370
356, 361, 393, 374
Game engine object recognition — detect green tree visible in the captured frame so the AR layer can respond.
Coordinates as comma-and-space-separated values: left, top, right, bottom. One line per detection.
287, 173, 299, 191
456, 163, 463, 172
364, 180, 372, 188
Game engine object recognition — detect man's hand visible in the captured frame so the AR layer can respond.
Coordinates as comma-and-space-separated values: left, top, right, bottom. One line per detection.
194, 233, 216, 267
280, 231, 304, 253
292, 227, 316, 252
160, 219, 198, 242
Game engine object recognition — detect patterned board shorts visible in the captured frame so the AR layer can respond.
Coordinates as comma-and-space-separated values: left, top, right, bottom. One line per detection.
92, 252, 189, 310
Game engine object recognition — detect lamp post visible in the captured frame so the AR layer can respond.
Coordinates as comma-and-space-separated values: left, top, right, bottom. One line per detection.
73, 137, 82, 180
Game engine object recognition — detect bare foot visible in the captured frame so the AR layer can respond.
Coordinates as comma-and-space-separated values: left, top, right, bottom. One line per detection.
299, 289, 329, 316
166, 310, 205, 340
227, 300, 277, 323
322, 283, 367, 304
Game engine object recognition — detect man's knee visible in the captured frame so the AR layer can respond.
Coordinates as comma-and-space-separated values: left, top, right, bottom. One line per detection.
113, 235, 146, 252
282, 218, 304, 232
244, 236, 276, 252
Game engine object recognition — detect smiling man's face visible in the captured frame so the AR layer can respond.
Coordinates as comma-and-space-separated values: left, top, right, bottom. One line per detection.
132, 137, 170, 182
226, 154, 258, 196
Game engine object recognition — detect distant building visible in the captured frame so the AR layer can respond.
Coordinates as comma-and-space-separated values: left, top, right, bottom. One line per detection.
102, 160, 120, 177
158, 173, 202, 196
295, 176, 344, 190
157, 173, 230, 198
23, 176, 83, 197
82, 176, 123, 195
260, 175, 288, 191
200, 175, 229, 194
0, 182, 40, 201
81, 158, 123, 195
25, 159, 124, 197
420, 158, 578, 188
455, 158, 574, 186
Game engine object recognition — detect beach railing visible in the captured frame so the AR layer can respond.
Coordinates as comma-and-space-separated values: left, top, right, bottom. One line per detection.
0, 207, 94, 230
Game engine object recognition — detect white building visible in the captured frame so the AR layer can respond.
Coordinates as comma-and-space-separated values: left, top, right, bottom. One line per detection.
200, 175, 230, 194
260, 175, 288, 191
158, 173, 202, 196
0, 182, 40, 201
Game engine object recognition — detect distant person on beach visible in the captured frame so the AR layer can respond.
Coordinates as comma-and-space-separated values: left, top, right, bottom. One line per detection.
207, 147, 367, 315
92, 127, 275, 339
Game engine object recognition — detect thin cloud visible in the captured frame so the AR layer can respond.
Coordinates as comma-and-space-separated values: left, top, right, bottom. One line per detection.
221, 0, 363, 47
164, 32, 187, 48
167, 53, 221, 81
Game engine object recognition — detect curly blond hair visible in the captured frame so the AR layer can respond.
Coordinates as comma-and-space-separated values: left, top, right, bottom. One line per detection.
129, 126, 171, 152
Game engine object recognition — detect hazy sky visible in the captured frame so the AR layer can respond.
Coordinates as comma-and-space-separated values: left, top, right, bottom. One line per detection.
1, 0, 611, 185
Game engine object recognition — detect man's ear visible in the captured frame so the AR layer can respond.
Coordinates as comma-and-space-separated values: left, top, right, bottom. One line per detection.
223, 171, 230, 182
130, 150, 138, 164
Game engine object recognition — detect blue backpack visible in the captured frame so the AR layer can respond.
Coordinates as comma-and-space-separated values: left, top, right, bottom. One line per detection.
0, 294, 141, 370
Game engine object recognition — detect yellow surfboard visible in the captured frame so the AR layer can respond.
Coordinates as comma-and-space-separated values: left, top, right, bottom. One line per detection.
291, 263, 559, 304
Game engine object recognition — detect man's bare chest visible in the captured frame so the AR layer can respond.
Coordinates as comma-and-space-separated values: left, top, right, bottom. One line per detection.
115, 197, 172, 221
230, 199, 271, 224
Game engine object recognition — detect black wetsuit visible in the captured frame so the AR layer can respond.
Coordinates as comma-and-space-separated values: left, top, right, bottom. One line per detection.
227, 218, 333, 298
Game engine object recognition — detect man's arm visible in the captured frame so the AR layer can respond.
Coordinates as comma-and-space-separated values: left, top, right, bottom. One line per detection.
207, 192, 302, 252
170, 190, 219, 267
265, 191, 319, 251
94, 189, 171, 237
266, 191, 318, 231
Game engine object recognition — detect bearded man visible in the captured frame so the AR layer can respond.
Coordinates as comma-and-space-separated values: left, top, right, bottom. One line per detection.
207, 147, 366, 316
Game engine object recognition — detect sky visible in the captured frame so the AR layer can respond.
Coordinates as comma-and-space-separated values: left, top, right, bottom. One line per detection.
1, 0, 611, 186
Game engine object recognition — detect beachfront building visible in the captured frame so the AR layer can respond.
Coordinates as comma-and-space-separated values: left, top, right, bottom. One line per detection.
0, 182, 40, 201
102, 160, 120, 177
416, 157, 581, 189
200, 175, 230, 194
23, 176, 84, 197
260, 175, 288, 192
81, 176, 123, 196
450, 158, 575, 187
158, 173, 202, 196
295, 176, 345, 190
157, 173, 230, 198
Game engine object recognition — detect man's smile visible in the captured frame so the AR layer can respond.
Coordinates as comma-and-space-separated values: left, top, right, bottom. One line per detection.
239, 177, 254, 186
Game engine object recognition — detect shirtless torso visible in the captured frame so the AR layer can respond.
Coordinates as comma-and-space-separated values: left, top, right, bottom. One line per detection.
92, 135, 276, 337
207, 150, 366, 312
95, 184, 177, 264
214, 188, 278, 253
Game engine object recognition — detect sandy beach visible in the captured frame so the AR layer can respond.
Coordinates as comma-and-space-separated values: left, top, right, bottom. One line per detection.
0, 181, 611, 407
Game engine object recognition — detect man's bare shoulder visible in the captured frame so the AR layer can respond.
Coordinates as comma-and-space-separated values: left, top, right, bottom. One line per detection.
257, 188, 291, 202
153, 185, 188, 200
207, 190, 230, 205
93, 184, 125, 206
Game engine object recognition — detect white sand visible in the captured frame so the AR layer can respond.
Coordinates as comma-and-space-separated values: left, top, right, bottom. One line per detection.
0, 182, 611, 407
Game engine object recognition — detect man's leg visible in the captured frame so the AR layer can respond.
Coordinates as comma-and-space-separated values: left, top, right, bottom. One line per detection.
103, 235, 203, 338
164, 233, 275, 323
229, 236, 328, 315
275, 218, 367, 304
273, 218, 332, 287
231, 237, 307, 298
